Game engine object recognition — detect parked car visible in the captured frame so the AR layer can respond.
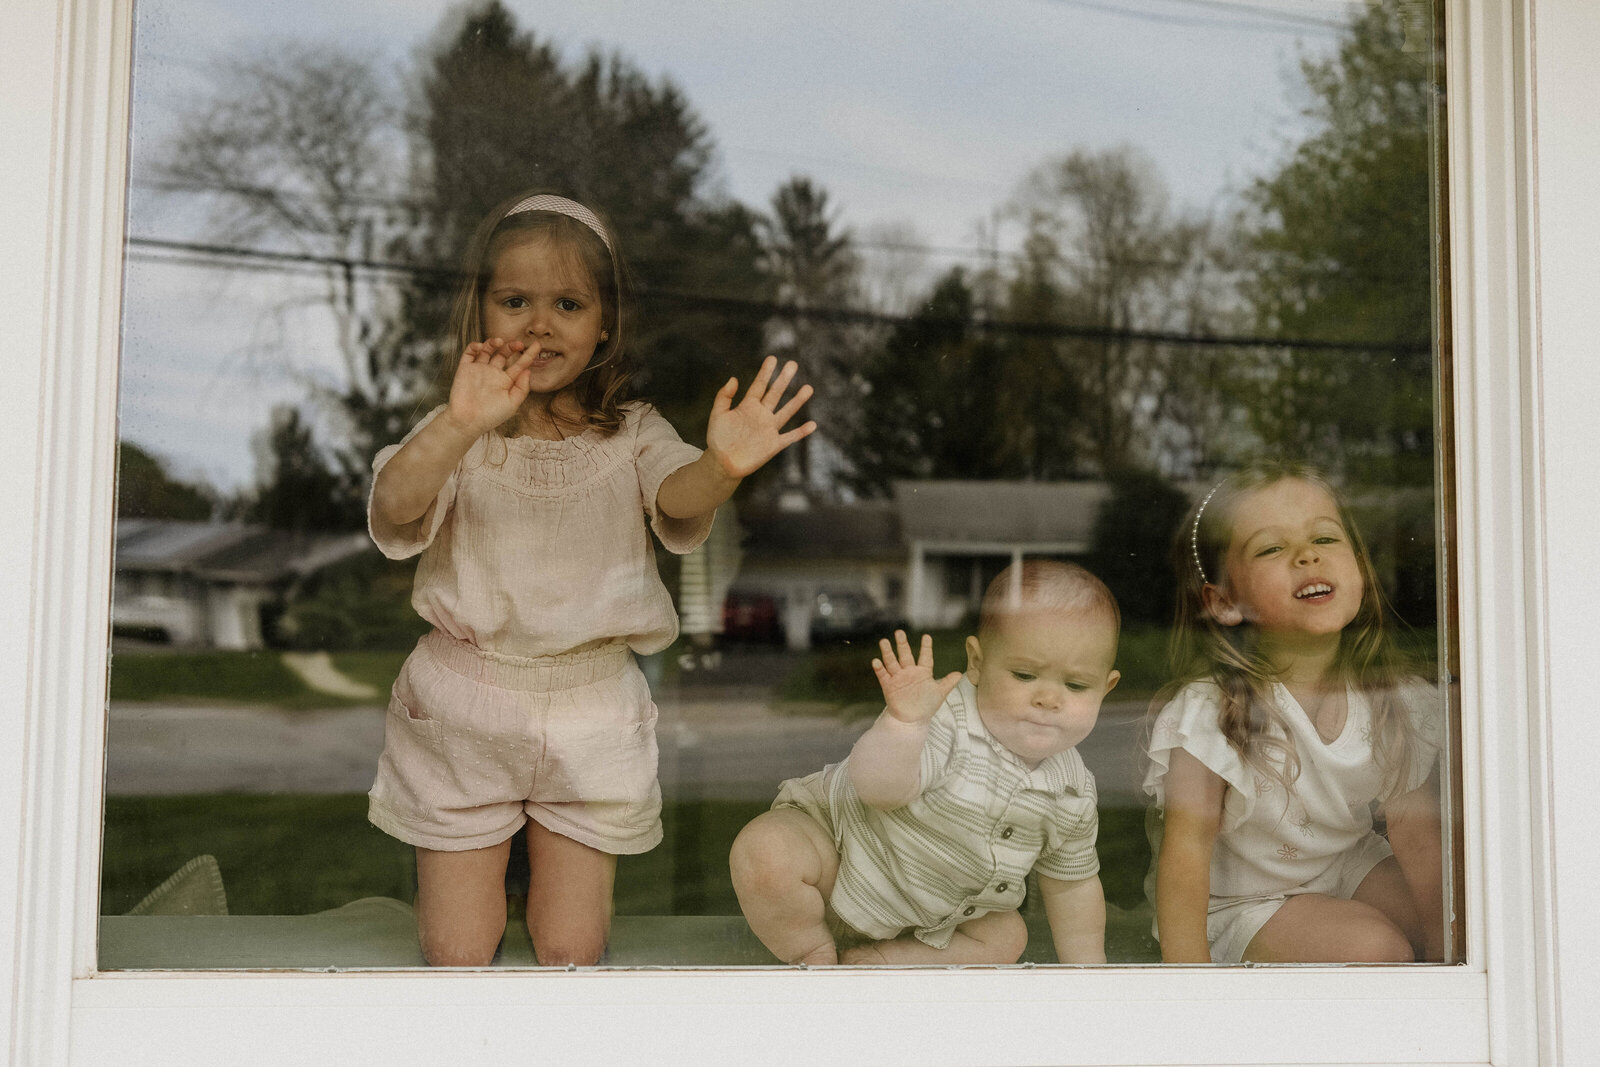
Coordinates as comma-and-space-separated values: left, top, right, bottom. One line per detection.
721, 591, 785, 644
808, 587, 904, 645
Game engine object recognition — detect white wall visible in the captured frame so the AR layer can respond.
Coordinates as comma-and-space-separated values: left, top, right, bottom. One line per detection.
1527, 2, 1600, 1059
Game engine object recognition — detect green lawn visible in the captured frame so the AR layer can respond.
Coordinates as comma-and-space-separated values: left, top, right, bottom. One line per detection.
101, 794, 778, 917
106, 625, 1181, 711
107, 650, 336, 707
330, 650, 411, 694
101, 795, 1152, 919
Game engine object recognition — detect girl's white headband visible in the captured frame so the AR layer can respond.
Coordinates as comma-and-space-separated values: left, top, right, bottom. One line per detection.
1190, 481, 1223, 586
503, 194, 613, 253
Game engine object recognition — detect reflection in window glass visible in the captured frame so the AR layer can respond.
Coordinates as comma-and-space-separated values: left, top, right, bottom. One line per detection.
101, 0, 1455, 970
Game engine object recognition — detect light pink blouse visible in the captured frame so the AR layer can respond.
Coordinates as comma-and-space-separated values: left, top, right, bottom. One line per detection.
369, 403, 712, 659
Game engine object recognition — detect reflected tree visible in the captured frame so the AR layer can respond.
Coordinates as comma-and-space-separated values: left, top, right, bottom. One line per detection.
116, 444, 215, 521
840, 147, 1224, 491
758, 176, 866, 493
1237, 3, 1435, 484
155, 41, 417, 517
1010, 145, 1211, 475
244, 406, 362, 532
840, 268, 1007, 495
405, 1, 770, 436
994, 224, 1081, 479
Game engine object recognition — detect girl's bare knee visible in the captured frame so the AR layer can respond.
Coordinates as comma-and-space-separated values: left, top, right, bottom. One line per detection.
530, 928, 607, 967
420, 919, 505, 967
1353, 921, 1416, 963
525, 895, 611, 966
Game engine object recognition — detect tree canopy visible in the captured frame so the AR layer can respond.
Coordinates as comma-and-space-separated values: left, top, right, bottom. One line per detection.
116, 444, 214, 521
152, 0, 1442, 522
1237, 3, 1436, 484
403, 1, 770, 435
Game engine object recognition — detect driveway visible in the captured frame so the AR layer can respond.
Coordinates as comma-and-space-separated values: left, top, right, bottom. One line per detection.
104, 695, 1151, 803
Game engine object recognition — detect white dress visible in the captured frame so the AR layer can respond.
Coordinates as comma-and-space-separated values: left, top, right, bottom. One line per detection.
1143, 678, 1443, 959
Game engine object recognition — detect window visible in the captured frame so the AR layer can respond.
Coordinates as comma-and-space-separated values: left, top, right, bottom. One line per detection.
6, 0, 1589, 1062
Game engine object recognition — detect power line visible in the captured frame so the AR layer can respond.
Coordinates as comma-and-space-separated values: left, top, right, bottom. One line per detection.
131, 177, 1227, 274
1148, 0, 1348, 30
133, 176, 420, 213
1037, 0, 1343, 34
125, 235, 1428, 355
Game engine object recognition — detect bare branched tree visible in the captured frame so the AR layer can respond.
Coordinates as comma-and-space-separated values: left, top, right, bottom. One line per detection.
856, 220, 933, 316
1010, 145, 1217, 473
159, 42, 404, 388
156, 42, 422, 524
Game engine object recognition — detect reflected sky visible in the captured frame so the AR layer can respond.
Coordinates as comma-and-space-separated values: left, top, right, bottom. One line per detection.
121, 0, 1355, 490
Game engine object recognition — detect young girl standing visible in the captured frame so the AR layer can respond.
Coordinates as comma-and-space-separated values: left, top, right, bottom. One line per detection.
367, 192, 814, 967
1144, 463, 1445, 964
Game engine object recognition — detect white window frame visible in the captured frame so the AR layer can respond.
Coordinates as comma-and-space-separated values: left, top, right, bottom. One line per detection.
4, 0, 1596, 1063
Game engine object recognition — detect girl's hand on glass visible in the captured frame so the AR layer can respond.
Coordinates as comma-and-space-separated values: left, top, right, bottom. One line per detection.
704, 356, 817, 478
873, 631, 962, 726
445, 337, 538, 437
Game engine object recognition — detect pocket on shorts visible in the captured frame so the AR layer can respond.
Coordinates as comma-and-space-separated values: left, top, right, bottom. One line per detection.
388, 670, 442, 747
628, 699, 660, 737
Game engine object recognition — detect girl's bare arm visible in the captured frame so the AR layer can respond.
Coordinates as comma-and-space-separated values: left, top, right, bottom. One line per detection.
1155, 747, 1225, 963
373, 338, 538, 528
1039, 872, 1107, 964
656, 357, 815, 519
371, 412, 482, 528
1382, 771, 1446, 960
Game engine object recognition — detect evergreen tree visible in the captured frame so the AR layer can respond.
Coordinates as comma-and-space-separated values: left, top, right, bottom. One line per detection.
116, 443, 215, 521
840, 269, 1008, 495
1087, 468, 1191, 625
758, 176, 865, 491
245, 406, 362, 532
403, 1, 768, 436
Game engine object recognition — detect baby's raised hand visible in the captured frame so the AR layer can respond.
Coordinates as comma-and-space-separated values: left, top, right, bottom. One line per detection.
873, 631, 963, 726
705, 356, 817, 479
446, 338, 538, 436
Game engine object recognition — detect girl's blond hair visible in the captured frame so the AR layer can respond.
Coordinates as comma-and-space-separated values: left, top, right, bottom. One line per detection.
442, 190, 636, 436
1159, 461, 1421, 799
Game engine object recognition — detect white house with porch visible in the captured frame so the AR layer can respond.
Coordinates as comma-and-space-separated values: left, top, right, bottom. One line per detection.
113, 520, 371, 649
893, 480, 1114, 628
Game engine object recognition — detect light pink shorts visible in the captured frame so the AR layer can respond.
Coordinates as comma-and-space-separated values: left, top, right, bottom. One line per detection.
368, 630, 663, 854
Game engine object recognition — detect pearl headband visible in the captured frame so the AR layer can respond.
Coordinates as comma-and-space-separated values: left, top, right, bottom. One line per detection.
503, 194, 613, 253
1190, 481, 1223, 586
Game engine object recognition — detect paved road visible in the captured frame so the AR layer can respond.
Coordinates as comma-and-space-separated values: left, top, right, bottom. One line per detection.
104, 695, 1151, 803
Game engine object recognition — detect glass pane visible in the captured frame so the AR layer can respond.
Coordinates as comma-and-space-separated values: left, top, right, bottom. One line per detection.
101, 0, 1457, 969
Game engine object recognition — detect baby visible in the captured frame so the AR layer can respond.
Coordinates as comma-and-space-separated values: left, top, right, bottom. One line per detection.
730, 560, 1120, 965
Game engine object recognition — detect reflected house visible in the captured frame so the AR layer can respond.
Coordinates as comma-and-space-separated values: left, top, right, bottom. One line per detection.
728, 495, 906, 649
895, 480, 1111, 629
727, 480, 1113, 645
112, 520, 370, 649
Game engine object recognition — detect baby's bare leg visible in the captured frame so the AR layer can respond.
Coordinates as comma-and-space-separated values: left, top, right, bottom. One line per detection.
414, 838, 514, 966
840, 909, 1029, 966
729, 809, 841, 965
